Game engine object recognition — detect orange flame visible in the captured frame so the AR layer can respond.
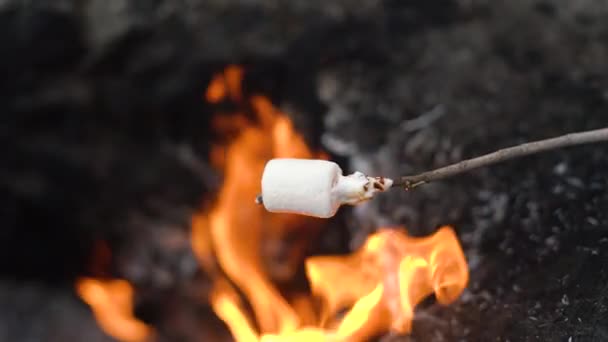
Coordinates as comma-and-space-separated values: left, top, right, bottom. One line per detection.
76, 278, 152, 342
193, 65, 470, 342
301, 226, 468, 341
206, 65, 244, 103
193, 65, 321, 338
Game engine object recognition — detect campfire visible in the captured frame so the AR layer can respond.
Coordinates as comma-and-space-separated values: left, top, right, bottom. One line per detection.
7, 2, 608, 341
76, 66, 468, 342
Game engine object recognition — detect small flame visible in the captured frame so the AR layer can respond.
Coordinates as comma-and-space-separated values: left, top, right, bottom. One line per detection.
193, 65, 469, 342
302, 226, 468, 340
206, 65, 244, 103
211, 278, 260, 342
76, 278, 152, 342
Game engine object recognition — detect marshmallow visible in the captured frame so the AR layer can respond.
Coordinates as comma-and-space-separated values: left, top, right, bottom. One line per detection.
260, 158, 393, 218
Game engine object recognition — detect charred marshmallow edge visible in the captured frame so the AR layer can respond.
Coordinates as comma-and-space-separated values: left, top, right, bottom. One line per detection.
259, 158, 393, 218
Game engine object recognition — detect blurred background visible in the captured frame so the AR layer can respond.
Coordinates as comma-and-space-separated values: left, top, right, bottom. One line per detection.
2, 0, 608, 341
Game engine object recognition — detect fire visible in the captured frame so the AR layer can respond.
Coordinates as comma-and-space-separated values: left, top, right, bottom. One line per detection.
76, 278, 152, 342
206, 65, 243, 103
300, 226, 468, 340
193, 65, 470, 342
193, 65, 321, 338
76, 65, 468, 341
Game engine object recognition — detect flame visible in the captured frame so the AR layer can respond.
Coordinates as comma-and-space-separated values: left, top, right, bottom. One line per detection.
193, 65, 320, 339
302, 226, 468, 340
206, 65, 244, 103
76, 278, 152, 342
193, 65, 469, 342
77, 65, 468, 342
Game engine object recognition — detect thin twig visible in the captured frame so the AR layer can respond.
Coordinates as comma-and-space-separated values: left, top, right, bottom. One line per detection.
394, 127, 608, 190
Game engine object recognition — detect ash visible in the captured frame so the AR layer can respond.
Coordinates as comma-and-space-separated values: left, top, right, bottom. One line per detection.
2, 0, 608, 341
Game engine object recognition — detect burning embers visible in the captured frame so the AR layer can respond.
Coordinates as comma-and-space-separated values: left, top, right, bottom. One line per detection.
77, 65, 469, 342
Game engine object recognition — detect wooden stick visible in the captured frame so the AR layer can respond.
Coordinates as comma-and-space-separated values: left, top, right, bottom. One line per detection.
394, 127, 608, 190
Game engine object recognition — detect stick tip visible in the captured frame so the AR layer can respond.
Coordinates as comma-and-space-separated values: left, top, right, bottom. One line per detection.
393, 178, 425, 191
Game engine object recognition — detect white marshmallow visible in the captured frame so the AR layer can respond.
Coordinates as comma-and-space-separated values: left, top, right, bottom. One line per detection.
260, 158, 393, 218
